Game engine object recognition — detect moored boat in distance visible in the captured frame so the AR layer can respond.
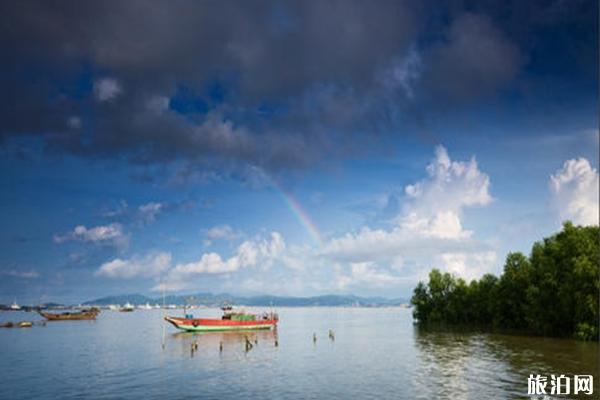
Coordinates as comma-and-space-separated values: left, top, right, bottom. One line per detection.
10, 300, 21, 311
39, 308, 100, 321
119, 302, 134, 312
165, 306, 278, 332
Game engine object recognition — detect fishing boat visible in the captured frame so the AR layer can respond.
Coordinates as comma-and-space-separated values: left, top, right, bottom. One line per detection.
38, 308, 100, 321
165, 306, 278, 332
10, 300, 21, 311
119, 302, 134, 312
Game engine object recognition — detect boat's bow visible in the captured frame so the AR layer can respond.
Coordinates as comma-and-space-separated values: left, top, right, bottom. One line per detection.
164, 316, 184, 329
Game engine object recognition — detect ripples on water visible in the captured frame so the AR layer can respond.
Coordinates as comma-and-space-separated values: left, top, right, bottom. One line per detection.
0, 308, 597, 400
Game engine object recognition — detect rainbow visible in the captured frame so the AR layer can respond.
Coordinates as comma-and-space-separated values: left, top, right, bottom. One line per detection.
272, 182, 323, 247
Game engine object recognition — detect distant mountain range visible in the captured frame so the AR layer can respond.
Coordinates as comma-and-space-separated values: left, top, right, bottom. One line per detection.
83, 293, 408, 307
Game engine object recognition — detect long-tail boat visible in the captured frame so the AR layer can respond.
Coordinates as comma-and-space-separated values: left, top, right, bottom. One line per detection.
165, 306, 278, 332
38, 308, 100, 321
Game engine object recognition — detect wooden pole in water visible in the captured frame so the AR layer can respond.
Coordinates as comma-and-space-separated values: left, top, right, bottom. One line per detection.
161, 283, 166, 350
245, 335, 253, 352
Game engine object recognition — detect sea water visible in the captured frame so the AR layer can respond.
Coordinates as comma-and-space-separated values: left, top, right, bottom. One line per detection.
0, 307, 597, 399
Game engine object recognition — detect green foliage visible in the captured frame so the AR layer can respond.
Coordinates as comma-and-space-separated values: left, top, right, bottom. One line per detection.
410, 222, 599, 341
574, 323, 597, 341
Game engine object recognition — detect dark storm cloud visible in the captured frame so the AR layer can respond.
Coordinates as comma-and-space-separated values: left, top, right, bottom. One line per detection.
420, 13, 522, 102
0, 1, 419, 98
1, 0, 419, 172
0, 0, 596, 175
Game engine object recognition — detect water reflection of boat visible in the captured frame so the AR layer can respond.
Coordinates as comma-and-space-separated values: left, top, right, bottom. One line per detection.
172, 328, 277, 341
38, 308, 100, 320
171, 328, 278, 348
165, 306, 278, 332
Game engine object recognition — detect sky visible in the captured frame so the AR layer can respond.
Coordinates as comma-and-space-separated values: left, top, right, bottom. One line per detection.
0, 0, 598, 304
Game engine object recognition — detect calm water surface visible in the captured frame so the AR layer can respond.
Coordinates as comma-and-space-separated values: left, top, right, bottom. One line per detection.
0, 308, 597, 399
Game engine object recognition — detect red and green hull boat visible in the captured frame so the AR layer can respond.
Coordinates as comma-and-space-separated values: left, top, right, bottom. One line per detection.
164, 316, 278, 332
165, 308, 279, 332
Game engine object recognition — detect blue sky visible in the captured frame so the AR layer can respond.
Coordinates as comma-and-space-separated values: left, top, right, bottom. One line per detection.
0, 0, 598, 303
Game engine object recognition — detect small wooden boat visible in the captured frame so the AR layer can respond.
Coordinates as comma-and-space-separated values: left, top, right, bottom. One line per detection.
165, 307, 278, 332
38, 308, 100, 321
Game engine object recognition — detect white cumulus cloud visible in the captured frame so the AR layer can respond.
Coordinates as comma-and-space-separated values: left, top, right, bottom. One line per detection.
95, 252, 171, 279
435, 251, 497, 282
550, 158, 599, 226
153, 232, 285, 292
335, 262, 403, 290
324, 145, 496, 283
403, 145, 492, 217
